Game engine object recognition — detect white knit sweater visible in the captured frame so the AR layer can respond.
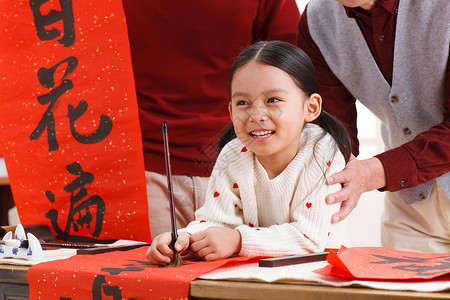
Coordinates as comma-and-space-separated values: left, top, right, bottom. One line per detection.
180, 123, 346, 257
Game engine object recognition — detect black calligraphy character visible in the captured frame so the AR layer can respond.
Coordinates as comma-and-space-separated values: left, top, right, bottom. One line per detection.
92, 275, 136, 300
29, 0, 75, 47
68, 100, 113, 145
46, 162, 106, 241
92, 275, 121, 300
370, 254, 450, 277
101, 265, 144, 276
30, 57, 78, 151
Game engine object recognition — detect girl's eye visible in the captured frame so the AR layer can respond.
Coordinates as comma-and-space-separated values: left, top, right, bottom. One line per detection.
236, 100, 248, 106
267, 97, 280, 103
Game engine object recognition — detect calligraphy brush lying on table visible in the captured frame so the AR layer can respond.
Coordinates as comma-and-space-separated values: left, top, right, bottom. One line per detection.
163, 120, 183, 267
0, 239, 151, 254
0, 239, 96, 248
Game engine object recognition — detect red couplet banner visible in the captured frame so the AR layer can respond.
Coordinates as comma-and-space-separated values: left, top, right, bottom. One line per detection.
28, 247, 259, 299
0, 1, 151, 242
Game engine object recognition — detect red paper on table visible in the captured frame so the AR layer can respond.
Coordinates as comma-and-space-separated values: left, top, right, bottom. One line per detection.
28, 247, 259, 299
0, 1, 150, 242
314, 246, 450, 280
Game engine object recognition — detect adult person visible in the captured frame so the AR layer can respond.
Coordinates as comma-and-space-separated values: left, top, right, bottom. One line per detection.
122, 1, 300, 238
298, 0, 450, 252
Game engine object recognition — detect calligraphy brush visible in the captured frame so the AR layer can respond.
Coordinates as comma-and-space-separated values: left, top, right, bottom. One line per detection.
162, 120, 183, 267
0, 239, 97, 248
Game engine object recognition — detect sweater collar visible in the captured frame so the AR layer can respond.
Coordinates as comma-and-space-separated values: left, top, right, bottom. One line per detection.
344, 0, 399, 18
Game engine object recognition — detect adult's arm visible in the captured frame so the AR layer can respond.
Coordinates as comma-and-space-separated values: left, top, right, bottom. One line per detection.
375, 64, 450, 191
298, 6, 450, 222
328, 68, 449, 222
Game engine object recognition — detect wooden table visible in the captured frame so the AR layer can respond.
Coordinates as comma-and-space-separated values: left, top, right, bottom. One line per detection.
0, 177, 8, 186
1, 264, 449, 300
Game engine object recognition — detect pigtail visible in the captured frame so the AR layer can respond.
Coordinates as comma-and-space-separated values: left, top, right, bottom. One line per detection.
218, 123, 236, 152
317, 110, 352, 163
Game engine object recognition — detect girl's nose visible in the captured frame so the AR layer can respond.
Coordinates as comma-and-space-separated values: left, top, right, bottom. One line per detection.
249, 106, 268, 122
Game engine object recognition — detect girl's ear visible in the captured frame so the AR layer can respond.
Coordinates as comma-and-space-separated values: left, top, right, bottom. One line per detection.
304, 93, 322, 122
228, 101, 233, 120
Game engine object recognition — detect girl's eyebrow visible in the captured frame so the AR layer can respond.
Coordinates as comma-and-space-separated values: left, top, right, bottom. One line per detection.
261, 88, 289, 96
231, 88, 288, 99
231, 91, 248, 99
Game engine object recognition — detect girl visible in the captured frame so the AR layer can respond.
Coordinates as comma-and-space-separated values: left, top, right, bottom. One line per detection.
147, 41, 351, 264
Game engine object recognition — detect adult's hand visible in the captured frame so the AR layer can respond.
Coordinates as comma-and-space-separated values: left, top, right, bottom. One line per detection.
326, 154, 386, 223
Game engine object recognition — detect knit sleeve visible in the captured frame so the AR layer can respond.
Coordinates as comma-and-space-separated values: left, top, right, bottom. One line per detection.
237, 134, 346, 257
179, 140, 248, 235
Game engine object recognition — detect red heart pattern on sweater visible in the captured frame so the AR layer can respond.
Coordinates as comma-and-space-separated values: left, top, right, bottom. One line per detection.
213, 191, 220, 197
233, 183, 238, 188
306, 202, 312, 209
241, 147, 248, 152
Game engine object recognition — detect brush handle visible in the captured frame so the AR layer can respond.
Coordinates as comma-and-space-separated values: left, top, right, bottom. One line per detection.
0, 239, 104, 249
162, 121, 179, 252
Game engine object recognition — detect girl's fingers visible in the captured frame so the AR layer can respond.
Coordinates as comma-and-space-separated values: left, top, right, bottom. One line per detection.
145, 232, 174, 264
156, 241, 173, 256
175, 233, 190, 252
146, 245, 171, 264
189, 238, 208, 254
202, 252, 218, 261
194, 245, 213, 259
189, 231, 208, 253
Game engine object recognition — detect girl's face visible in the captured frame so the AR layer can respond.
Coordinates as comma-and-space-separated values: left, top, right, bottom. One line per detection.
229, 61, 320, 171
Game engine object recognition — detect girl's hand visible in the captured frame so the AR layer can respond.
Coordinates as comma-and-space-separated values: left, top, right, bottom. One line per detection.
146, 232, 190, 264
189, 227, 241, 261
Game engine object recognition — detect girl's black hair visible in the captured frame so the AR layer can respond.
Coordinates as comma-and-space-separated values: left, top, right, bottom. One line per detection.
219, 40, 351, 163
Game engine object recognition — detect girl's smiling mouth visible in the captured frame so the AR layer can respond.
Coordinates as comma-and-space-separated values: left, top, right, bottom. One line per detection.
249, 130, 275, 139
